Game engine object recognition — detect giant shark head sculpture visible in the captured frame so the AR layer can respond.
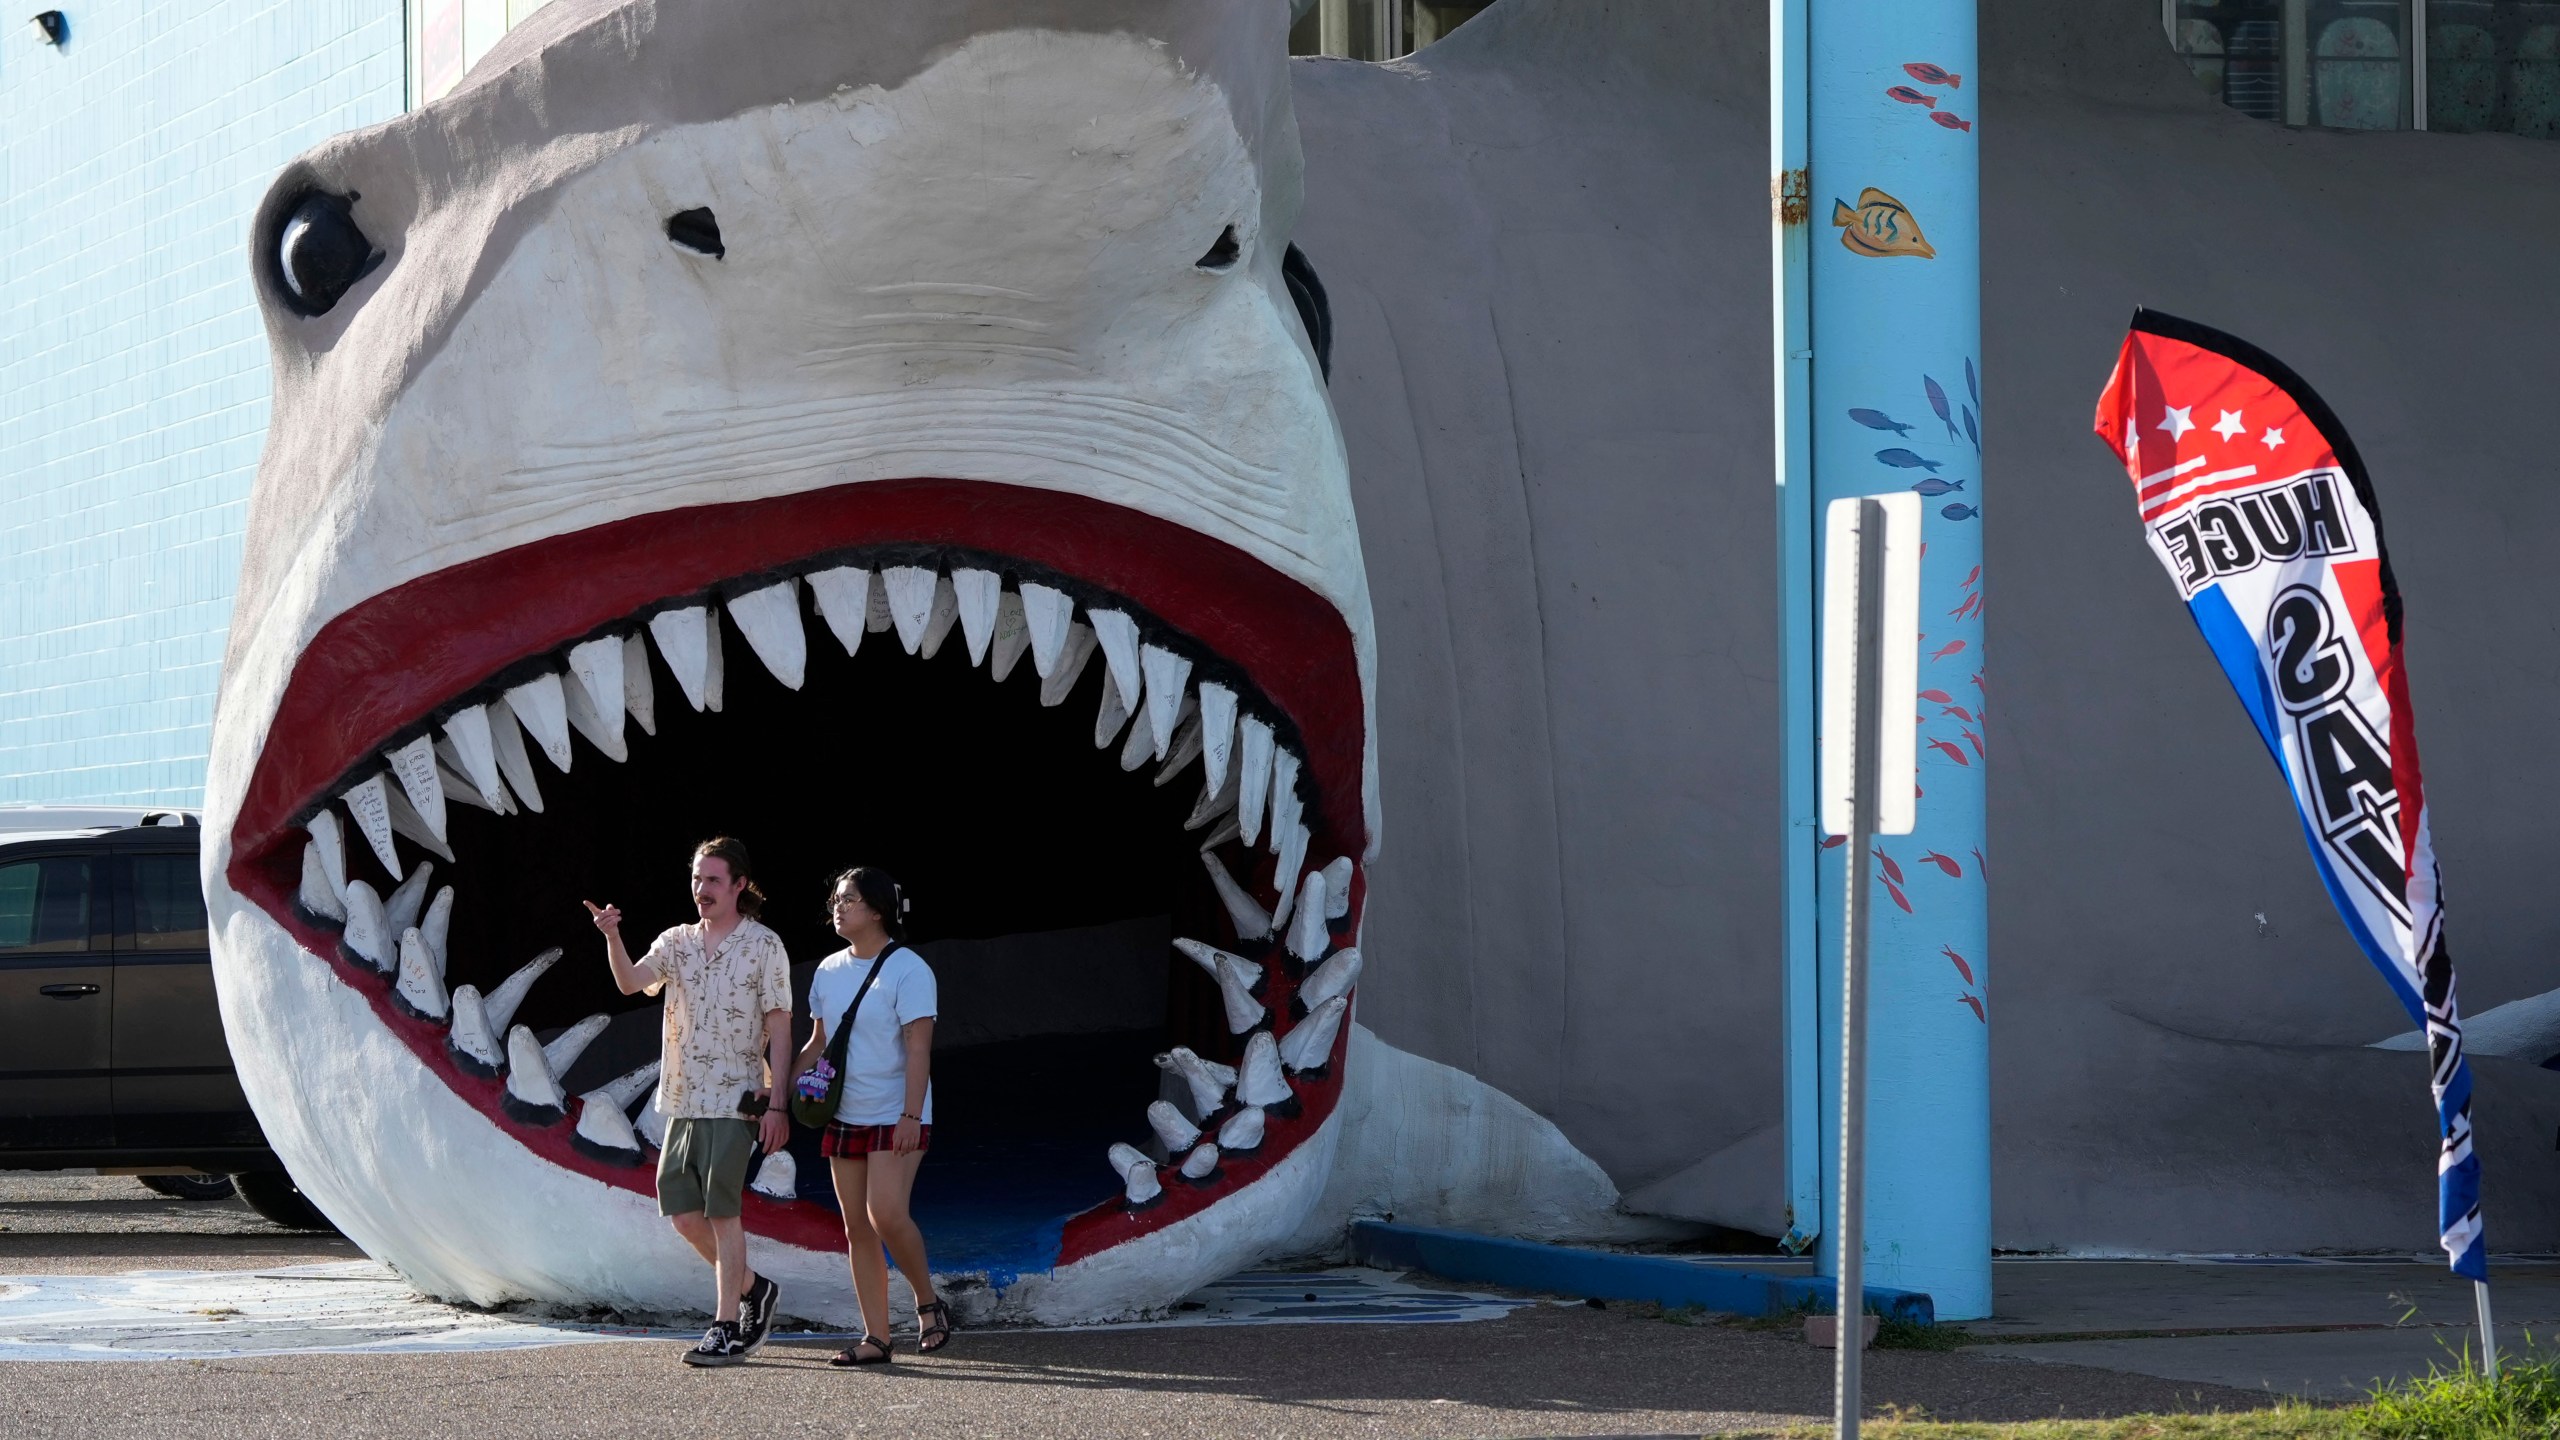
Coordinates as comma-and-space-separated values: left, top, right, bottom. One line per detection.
203, 0, 1374, 1324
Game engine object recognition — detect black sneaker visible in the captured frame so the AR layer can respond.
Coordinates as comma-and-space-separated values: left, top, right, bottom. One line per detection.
682, 1320, 746, 1367
737, 1274, 779, 1355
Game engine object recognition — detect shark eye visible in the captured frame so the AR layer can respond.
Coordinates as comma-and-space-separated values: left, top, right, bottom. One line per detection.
666, 207, 725, 258
1195, 225, 1241, 270
274, 191, 383, 317
1282, 243, 1331, 382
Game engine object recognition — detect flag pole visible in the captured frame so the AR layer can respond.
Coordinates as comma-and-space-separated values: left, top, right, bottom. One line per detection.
1833, 499, 1887, 1440
2477, 1280, 2499, 1381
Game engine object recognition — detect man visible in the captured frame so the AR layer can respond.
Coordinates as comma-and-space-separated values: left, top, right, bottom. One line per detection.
586, 836, 793, 1366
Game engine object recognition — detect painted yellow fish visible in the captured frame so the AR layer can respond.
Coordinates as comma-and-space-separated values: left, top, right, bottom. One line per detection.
1832, 187, 1936, 259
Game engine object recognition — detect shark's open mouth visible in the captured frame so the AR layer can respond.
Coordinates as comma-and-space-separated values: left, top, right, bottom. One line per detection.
224, 477, 1367, 1276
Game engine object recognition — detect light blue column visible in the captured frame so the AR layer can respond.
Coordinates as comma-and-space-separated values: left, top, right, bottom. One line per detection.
1806, 0, 1989, 1320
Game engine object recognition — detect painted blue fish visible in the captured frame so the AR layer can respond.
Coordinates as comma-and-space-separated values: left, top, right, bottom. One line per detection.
1962, 404, 1980, 453
1924, 375, 1957, 440
1941, 503, 1979, 521
1911, 477, 1966, 497
1965, 357, 1979, 409
1848, 408, 1914, 436
1876, 448, 1943, 472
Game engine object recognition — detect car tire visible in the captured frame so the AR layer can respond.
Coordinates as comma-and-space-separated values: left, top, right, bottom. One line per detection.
138, 1172, 238, 1202
231, 1169, 338, 1232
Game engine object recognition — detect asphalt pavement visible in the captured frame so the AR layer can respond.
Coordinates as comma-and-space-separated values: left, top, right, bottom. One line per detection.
0, 1175, 2286, 1439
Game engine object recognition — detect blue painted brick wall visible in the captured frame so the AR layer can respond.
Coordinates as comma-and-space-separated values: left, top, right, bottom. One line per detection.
0, 0, 403, 805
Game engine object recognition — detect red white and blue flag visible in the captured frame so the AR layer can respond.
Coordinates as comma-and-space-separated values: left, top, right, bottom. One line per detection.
2094, 309, 2483, 1279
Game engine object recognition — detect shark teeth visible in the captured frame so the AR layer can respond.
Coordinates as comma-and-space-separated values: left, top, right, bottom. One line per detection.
1147, 1100, 1202, 1153
1297, 946, 1363, 1018
989, 591, 1031, 680
1174, 938, 1267, 1034
1236, 1030, 1293, 1109
341, 880, 392, 971
572, 1063, 655, 1166
1285, 869, 1330, 964
648, 606, 718, 713
1139, 645, 1192, 758
1088, 609, 1143, 718
953, 567, 1002, 665
1322, 856, 1354, 920
1197, 682, 1238, 795
1108, 1142, 1164, 1209
622, 633, 657, 737
918, 574, 961, 659
440, 706, 510, 812
1020, 582, 1073, 676
750, 1151, 799, 1201
725, 578, 807, 689
1153, 1046, 1235, 1117
1200, 852, 1272, 941
503, 671, 575, 773
1095, 661, 1134, 748
541, 1013, 612, 1078
806, 566, 873, 657
1039, 622, 1097, 707
1177, 1142, 1222, 1184
883, 565, 938, 653
393, 929, 448, 1021
383, 735, 448, 843
304, 811, 349, 901
483, 947, 562, 1036
339, 774, 402, 881
1280, 996, 1349, 1076
420, 888, 453, 978
298, 842, 346, 923
383, 861, 435, 939
501, 1024, 568, 1125
1235, 718, 1274, 847
484, 696, 547, 813
1216, 1104, 1266, 1154
562, 636, 629, 762
447, 985, 502, 1077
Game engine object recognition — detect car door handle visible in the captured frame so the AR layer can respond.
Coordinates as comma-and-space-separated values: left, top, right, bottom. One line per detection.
38, 984, 101, 998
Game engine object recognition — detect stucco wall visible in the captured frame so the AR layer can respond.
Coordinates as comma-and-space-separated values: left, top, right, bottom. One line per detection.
0, 0, 403, 803
1299, 0, 2560, 1254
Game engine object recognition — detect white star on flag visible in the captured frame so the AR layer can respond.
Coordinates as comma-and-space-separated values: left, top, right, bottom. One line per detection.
2158, 406, 2195, 439
2261, 427, 2286, 449
2212, 410, 2246, 441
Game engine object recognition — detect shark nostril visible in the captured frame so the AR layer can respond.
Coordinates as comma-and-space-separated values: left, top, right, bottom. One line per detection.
666, 207, 725, 259
1195, 225, 1241, 270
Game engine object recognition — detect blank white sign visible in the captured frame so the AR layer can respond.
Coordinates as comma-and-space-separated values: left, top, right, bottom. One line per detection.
1819, 494, 1920, 837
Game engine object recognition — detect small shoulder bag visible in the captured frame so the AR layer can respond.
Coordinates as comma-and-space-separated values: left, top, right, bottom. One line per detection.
790, 948, 894, 1129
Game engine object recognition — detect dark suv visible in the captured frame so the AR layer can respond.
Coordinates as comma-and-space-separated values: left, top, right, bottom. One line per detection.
0, 807, 330, 1228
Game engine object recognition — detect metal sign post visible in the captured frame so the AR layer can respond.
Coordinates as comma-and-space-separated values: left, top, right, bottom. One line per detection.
1820, 495, 1920, 1440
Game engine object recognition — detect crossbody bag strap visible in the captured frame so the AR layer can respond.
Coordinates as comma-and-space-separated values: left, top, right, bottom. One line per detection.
824, 947, 896, 1070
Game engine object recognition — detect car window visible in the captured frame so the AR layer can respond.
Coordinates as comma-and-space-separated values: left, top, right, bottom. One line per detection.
0, 858, 92, 955
128, 853, 208, 952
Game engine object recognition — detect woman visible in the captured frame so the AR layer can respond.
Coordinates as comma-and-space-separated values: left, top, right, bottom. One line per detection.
794, 866, 950, 1364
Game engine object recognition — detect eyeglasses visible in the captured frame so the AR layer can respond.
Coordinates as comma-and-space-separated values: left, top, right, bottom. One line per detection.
829, 894, 864, 909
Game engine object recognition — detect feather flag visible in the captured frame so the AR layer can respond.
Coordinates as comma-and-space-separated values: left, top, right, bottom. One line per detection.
2093, 309, 2483, 1279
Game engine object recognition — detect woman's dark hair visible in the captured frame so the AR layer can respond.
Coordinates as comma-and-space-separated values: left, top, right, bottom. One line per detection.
691, 836, 766, 918
829, 865, 908, 942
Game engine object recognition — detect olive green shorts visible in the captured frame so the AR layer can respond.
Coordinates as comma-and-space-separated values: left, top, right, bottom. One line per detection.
657, 1116, 756, 1219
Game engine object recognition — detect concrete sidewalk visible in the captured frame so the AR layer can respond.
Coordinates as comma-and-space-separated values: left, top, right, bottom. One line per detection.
1687, 1253, 2553, 1400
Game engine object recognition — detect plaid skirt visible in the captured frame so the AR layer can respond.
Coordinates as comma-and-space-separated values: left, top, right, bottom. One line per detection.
820, 1120, 932, 1157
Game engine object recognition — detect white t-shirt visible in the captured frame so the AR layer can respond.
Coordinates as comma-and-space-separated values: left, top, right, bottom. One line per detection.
806, 944, 937, 1126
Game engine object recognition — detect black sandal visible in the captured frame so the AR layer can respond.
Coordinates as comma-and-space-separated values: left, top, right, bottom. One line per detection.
916, 1298, 953, 1353
828, 1334, 893, 1366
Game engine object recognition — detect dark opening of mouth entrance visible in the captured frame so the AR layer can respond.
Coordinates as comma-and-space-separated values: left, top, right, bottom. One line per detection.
417, 599, 1250, 1276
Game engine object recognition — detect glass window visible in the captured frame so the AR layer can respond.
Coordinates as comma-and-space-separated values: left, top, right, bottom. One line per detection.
1291, 0, 1494, 60
127, 855, 209, 953
0, 859, 92, 955
2429, 0, 2560, 135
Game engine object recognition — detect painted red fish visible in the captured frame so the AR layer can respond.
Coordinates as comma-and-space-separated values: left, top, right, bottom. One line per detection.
1947, 593, 1981, 620
1970, 847, 1987, 879
1821, 834, 1847, 849
1887, 85, 1938, 108
1872, 848, 1905, 886
1930, 112, 1973, 133
1919, 850, 1963, 878
1904, 62, 1962, 87
1963, 727, 1985, 759
1940, 704, 1975, 723
1959, 993, 1986, 1024
1918, 688, 1952, 704
1960, 564, 1980, 588
1926, 738, 1970, 766
1883, 878, 1913, 914
1968, 671, 1985, 692
1929, 639, 1967, 662
1941, 945, 1974, 984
